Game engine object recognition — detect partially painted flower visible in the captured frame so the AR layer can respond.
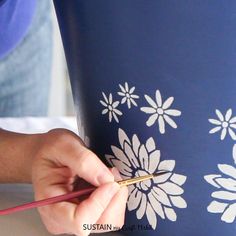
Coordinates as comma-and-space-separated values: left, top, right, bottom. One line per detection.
100, 92, 123, 123
208, 109, 236, 140
140, 90, 181, 134
204, 163, 236, 223
118, 82, 139, 109
106, 128, 187, 229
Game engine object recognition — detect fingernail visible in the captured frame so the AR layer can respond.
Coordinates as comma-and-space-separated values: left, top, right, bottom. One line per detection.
111, 167, 123, 181
97, 168, 114, 185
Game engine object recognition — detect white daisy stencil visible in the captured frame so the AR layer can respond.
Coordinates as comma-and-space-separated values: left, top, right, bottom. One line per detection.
105, 128, 187, 229
140, 90, 181, 134
100, 92, 123, 123
118, 82, 139, 109
204, 161, 236, 223
208, 109, 236, 140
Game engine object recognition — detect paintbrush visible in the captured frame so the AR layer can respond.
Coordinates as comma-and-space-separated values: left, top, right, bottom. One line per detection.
0, 170, 169, 216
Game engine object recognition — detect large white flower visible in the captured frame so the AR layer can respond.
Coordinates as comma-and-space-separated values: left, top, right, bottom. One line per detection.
208, 109, 236, 140
105, 128, 187, 229
100, 92, 123, 123
204, 163, 236, 223
118, 82, 139, 109
140, 90, 181, 134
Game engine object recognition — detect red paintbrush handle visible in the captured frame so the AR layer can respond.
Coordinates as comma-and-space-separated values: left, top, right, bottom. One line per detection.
0, 187, 95, 216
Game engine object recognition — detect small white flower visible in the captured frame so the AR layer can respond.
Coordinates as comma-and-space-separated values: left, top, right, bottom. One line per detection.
140, 90, 181, 134
100, 92, 122, 123
106, 128, 187, 229
204, 163, 236, 223
118, 82, 139, 109
208, 109, 236, 140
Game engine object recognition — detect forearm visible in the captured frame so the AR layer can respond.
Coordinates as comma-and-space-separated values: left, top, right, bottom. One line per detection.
0, 129, 41, 183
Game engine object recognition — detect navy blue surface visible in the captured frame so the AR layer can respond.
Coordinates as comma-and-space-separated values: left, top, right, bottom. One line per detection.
54, 1, 236, 235
0, 0, 36, 59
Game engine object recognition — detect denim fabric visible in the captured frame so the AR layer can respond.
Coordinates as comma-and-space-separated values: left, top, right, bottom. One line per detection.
0, 0, 52, 117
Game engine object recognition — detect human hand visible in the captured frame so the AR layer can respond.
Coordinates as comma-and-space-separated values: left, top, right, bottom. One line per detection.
31, 129, 128, 235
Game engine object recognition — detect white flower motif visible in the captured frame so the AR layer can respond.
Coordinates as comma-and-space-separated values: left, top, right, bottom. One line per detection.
140, 90, 181, 134
105, 128, 187, 229
118, 82, 139, 109
204, 163, 236, 223
100, 92, 123, 123
208, 109, 236, 140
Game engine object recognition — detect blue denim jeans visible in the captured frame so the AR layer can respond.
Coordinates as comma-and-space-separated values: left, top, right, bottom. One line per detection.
0, 0, 52, 117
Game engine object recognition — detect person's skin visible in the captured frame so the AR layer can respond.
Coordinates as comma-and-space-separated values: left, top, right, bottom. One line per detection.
0, 128, 128, 235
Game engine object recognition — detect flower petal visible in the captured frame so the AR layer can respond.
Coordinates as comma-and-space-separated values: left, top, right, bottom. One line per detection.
111, 159, 132, 177
148, 191, 165, 219
112, 112, 119, 123
164, 207, 177, 221
155, 90, 162, 107
146, 114, 159, 127
118, 91, 125, 96
121, 97, 127, 104
129, 86, 135, 94
111, 145, 131, 167
136, 193, 147, 219
144, 94, 158, 108
148, 150, 160, 173
109, 93, 113, 103
140, 107, 156, 114
152, 187, 171, 206
221, 203, 236, 223
233, 144, 236, 165
139, 144, 149, 170
228, 128, 236, 140
225, 109, 232, 121
125, 82, 129, 92
158, 116, 165, 134
230, 123, 236, 129
218, 164, 236, 179
146, 203, 157, 229
118, 128, 131, 148
170, 173, 187, 186
220, 128, 227, 140
229, 116, 236, 124
158, 160, 175, 172
109, 111, 112, 122
100, 100, 108, 107
130, 98, 138, 107
170, 196, 187, 208
215, 177, 236, 191
162, 97, 174, 109
153, 172, 172, 184
124, 141, 139, 168
215, 109, 224, 122
163, 114, 177, 128
145, 137, 156, 152
207, 200, 228, 213
204, 174, 222, 188
158, 182, 184, 195
102, 92, 108, 103
119, 84, 126, 93
132, 134, 141, 157
105, 154, 115, 166
211, 191, 236, 201
165, 109, 181, 116
112, 101, 119, 108
208, 119, 222, 125
127, 188, 142, 211
209, 126, 222, 134
102, 109, 108, 115
127, 99, 131, 109
113, 108, 122, 116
